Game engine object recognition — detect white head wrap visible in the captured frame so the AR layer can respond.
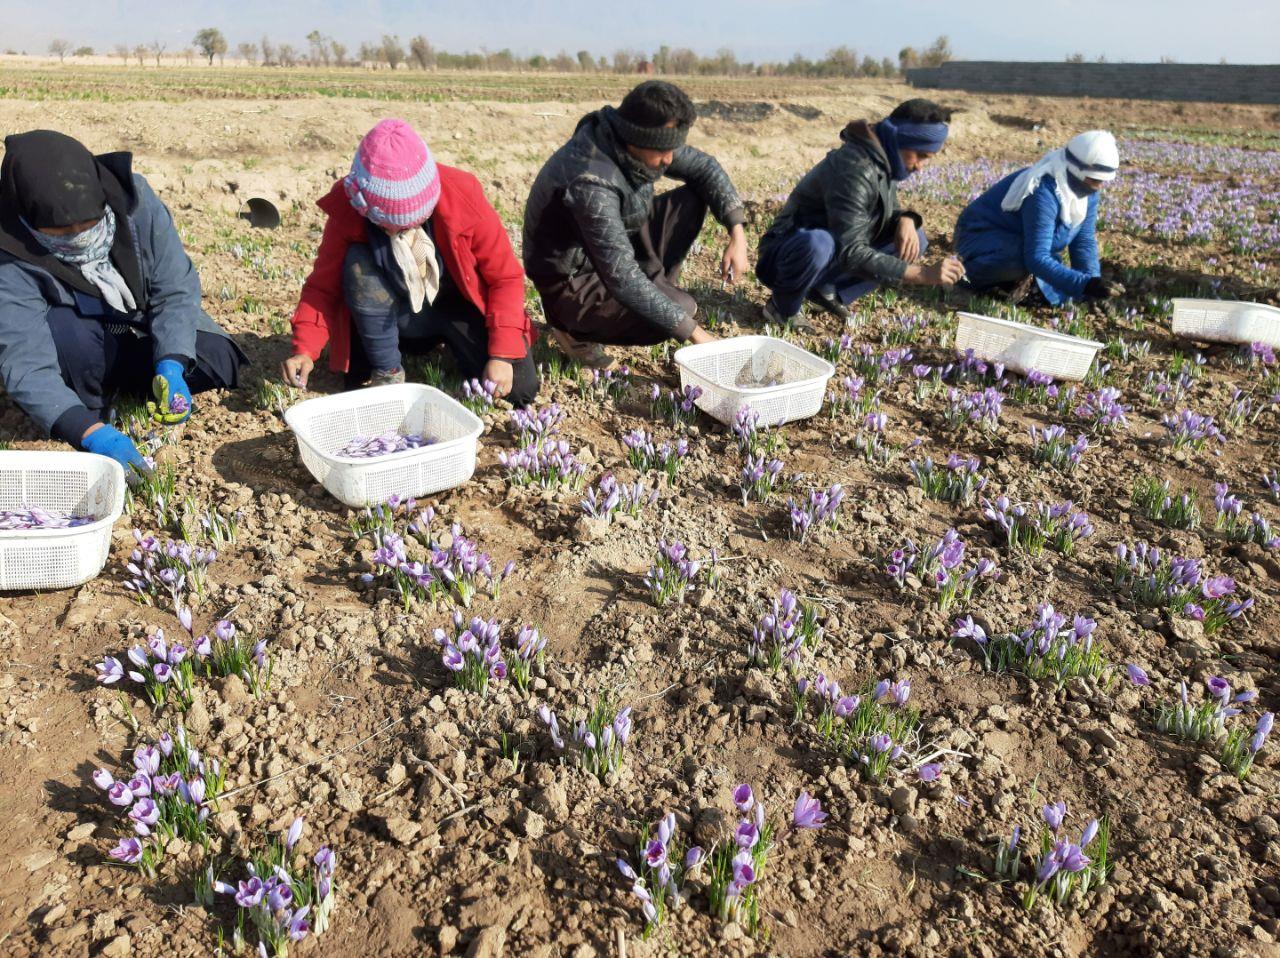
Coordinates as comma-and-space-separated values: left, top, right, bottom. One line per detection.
1000, 130, 1120, 228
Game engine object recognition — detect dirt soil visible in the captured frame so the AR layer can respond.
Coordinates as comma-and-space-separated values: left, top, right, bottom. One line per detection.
0, 75, 1279, 958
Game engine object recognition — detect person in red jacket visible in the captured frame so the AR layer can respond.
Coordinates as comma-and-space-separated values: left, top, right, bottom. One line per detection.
281, 119, 538, 405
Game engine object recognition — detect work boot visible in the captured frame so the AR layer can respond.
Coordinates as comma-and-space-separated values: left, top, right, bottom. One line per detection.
805, 288, 850, 322
368, 367, 406, 387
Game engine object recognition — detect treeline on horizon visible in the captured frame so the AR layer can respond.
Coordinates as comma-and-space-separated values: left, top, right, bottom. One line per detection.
34, 31, 958, 78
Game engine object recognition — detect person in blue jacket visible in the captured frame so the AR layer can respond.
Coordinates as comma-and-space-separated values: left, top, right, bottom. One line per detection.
954, 130, 1126, 306
0, 130, 245, 475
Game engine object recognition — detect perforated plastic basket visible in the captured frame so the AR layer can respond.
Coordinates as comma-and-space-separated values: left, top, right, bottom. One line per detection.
674, 336, 835, 427
955, 312, 1103, 382
0, 451, 125, 591
1171, 299, 1280, 349
283, 383, 484, 507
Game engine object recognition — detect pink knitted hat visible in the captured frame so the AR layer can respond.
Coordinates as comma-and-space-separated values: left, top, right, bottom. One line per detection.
343, 119, 441, 229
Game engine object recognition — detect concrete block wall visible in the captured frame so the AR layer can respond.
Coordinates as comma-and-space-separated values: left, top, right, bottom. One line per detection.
906, 62, 1280, 105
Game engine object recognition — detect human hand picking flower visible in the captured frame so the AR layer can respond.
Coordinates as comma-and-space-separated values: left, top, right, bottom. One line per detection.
280, 353, 315, 389
483, 358, 514, 398
149, 359, 192, 425
721, 223, 749, 284
894, 217, 921, 262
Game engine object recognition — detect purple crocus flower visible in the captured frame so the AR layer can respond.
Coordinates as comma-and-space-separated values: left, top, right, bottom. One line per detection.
1126, 663, 1150, 686
95, 657, 124, 684
1205, 676, 1231, 703
732, 783, 754, 812
792, 791, 828, 830
134, 745, 160, 776
108, 837, 143, 864
1042, 801, 1067, 832
235, 877, 265, 908
731, 850, 756, 886
1058, 841, 1091, 873
107, 782, 134, 806
287, 905, 311, 941
613, 707, 633, 746
685, 846, 704, 869
268, 882, 294, 913
917, 763, 942, 782
286, 817, 304, 851
1081, 819, 1100, 846
617, 858, 637, 881
314, 846, 336, 876
92, 768, 114, 790
644, 839, 667, 868
735, 821, 760, 848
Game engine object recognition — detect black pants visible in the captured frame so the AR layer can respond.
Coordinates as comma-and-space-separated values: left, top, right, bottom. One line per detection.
46, 305, 244, 422
342, 245, 539, 406
535, 185, 706, 346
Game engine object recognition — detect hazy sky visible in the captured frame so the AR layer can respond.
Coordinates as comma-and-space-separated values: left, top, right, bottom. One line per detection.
2, 0, 1276, 64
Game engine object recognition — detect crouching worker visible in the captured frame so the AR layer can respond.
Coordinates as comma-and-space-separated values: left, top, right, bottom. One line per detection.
283, 119, 538, 405
955, 131, 1124, 305
757, 99, 963, 327
0, 130, 245, 476
523, 80, 748, 368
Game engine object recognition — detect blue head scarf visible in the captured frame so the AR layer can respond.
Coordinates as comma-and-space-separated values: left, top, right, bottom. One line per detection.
875, 116, 950, 181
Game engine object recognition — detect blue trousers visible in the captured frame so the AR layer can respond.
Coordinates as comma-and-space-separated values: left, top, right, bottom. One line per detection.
343, 244, 539, 406
757, 227, 928, 316
46, 306, 243, 427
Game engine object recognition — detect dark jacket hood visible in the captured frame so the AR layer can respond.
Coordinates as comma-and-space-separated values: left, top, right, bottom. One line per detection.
840, 120, 890, 173
0, 146, 145, 305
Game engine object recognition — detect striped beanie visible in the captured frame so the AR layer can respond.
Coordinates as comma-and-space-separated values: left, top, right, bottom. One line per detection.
343, 119, 441, 229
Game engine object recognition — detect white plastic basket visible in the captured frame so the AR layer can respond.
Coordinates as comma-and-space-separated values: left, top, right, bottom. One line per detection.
283, 383, 484, 507
955, 312, 1103, 382
0, 451, 125, 591
1171, 299, 1280, 348
674, 335, 834, 427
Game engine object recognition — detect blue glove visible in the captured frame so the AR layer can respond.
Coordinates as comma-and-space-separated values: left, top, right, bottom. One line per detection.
152, 358, 193, 425
82, 424, 152, 478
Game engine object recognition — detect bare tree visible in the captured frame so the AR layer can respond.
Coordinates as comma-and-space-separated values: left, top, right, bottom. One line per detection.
277, 43, 298, 67
409, 35, 433, 70
330, 41, 347, 68
114, 44, 131, 65
237, 42, 258, 65
260, 35, 276, 66
380, 35, 405, 70
358, 42, 380, 69
150, 40, 167, 67
576, 50, 593, 72
611, 48, 640, 73
550, 50, 575, 72
182, 47, 195, 66
667, 47, 698, 74
48, 38, 71, 62
133, 44, 148, 67
306, 30, 331, 67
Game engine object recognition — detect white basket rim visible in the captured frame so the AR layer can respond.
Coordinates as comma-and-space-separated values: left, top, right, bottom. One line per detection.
673, 335, 835, 394
0, 450, 125, 540
956, 312, 1103, 350
283, 383, 484, 464
1170, 297, 1280, 317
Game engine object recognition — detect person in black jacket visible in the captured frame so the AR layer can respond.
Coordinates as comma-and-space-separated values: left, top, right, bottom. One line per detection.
523, 81, 748, 368
757, 99, 964, 328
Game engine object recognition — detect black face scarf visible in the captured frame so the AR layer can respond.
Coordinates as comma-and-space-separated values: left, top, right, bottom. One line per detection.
4, 130, 108, 229
0, 129, 147, 310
